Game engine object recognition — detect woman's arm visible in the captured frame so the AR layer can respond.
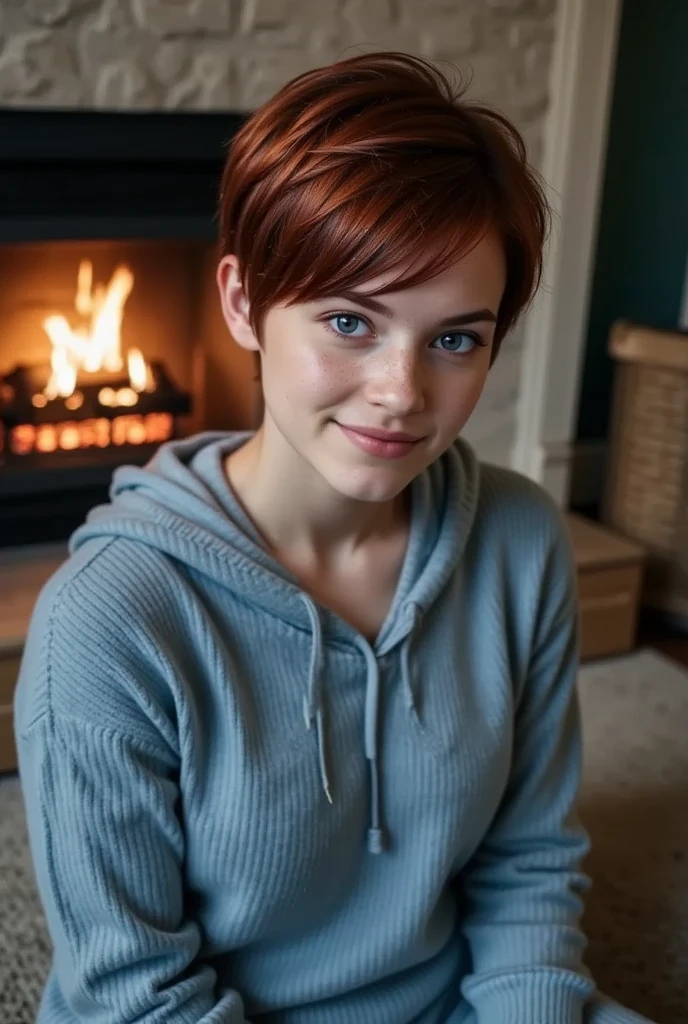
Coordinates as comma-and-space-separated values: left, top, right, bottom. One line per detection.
458, 515, 652, 1024
15, 569, 250, 1024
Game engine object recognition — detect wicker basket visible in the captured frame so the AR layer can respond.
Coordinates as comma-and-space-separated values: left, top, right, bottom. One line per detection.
603, 322, 688, 627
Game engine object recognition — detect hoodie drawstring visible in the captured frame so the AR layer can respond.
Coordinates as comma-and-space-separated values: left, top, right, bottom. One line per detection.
301, 596, 423, 854
356, 640, 385, 854
301, 598, 332, 804
400, 602, 423, 727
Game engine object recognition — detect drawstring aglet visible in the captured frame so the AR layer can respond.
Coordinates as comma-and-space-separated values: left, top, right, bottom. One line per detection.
324, 785, 333, 805
367, 827, 386, 854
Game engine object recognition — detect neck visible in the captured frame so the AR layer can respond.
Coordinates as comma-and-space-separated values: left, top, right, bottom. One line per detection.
225, 419, 406, 565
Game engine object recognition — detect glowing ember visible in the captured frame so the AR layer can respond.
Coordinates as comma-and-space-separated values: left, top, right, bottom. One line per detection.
98, 387, 116, 407
40, 260, 155, 408
64, 392, 84, 411
10, 413, 174, 456
115, 387, 138, 407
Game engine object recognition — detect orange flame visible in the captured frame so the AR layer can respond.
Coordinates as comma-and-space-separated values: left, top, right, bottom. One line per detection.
41, 261, 154, 406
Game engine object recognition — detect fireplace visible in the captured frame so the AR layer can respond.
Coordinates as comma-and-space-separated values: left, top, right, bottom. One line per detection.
1, 251, 191, 467
0, 109, 257, 547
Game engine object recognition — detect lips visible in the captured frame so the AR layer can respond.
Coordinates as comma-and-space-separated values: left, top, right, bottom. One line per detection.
336, 422, 424, 460
337, 425, 422, 443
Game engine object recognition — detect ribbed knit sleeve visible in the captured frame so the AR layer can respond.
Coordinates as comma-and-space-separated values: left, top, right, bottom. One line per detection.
458, 514, 603, 1024
14, 560, 250, 1024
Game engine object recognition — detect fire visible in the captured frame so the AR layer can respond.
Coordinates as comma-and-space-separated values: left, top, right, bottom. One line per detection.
41, 260, 154, 406
10, 413, 174, 456
127, 347, 155, 393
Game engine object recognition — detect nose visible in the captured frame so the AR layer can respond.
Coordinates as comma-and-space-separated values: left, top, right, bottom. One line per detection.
363, 346, 426, 417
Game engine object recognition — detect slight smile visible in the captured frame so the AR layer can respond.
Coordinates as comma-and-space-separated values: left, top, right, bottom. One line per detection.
336, 423, 424, 460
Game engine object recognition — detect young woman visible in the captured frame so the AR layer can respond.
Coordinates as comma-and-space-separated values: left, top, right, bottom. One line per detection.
15, 52, 651, 1024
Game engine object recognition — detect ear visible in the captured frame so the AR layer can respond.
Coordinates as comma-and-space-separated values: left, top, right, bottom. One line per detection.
216, 254, 260, 352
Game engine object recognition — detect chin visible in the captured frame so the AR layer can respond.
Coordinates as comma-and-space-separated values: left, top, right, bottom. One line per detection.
321, 463, 416, 505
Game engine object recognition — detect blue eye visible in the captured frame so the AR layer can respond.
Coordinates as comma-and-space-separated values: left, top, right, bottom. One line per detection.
431, 332, 479, 354
328, 314, 368, 337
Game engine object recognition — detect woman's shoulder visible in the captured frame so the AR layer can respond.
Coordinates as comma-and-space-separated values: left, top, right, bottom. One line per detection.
15, 536, 183, 741
37, 534, 182, 638
473, 460, 573, 574
477, 459, 561, 516
470, 463, 577, 673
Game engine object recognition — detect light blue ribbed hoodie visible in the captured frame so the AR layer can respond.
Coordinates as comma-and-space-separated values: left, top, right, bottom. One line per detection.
14, 433, 650, 1024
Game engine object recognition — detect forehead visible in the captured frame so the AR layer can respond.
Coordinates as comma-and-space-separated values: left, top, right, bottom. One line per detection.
316, 229, 507, 313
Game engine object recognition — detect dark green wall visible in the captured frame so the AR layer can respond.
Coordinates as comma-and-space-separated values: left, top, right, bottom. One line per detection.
575, 0, 688, 442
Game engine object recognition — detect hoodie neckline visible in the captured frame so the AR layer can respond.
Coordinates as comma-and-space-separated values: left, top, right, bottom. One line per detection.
72, 432, 479, 653
185, 433, 476, 656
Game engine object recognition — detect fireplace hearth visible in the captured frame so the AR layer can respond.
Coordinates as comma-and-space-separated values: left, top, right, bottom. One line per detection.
0, 109, 256, 546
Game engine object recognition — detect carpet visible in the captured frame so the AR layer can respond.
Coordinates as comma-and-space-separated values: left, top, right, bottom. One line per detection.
578, 650, 688, 1023
1, 648, 687, 1023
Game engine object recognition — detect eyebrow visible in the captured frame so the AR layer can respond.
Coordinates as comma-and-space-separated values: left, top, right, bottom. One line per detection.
330, 289, 498, 326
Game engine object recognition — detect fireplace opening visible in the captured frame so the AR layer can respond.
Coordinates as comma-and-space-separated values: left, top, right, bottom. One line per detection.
0, 110, 256, 548
0, 237, 257, 546
2, 253, 190, 468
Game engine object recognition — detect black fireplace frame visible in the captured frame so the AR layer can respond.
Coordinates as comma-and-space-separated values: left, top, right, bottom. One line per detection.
0, 107, 245, 546
0, 108, 245, 243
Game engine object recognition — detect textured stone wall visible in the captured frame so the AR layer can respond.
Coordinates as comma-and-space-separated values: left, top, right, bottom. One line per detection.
0, 0, 557, 154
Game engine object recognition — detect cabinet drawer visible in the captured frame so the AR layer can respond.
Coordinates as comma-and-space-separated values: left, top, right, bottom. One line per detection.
578, 564, 643, 660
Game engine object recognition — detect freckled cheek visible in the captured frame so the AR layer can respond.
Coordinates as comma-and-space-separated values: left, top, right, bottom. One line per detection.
289, 349, 363, 405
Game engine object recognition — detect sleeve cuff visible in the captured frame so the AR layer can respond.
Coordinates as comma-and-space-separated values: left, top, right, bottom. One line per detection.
462, 967, 591, 1023
461, 971, 656, 1024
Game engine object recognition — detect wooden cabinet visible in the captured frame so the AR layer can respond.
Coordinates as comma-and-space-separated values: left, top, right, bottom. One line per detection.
566, 513, 645, 661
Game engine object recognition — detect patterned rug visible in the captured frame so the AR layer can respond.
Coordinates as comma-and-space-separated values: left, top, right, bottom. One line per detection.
1, 649, 687, 1023
578, 650, 688, 1023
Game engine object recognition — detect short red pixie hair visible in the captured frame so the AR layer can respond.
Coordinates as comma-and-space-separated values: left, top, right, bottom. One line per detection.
219, 51, 548, 359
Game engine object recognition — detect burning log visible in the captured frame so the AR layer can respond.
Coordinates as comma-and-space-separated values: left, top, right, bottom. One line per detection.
0, 362, 189, 458
0, 259, 190, 464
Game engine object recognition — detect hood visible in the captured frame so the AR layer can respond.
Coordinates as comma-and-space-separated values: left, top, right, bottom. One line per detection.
72, 431, 480, 852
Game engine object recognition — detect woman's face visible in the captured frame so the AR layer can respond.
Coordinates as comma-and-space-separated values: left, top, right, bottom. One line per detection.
221, 230, 506, 504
